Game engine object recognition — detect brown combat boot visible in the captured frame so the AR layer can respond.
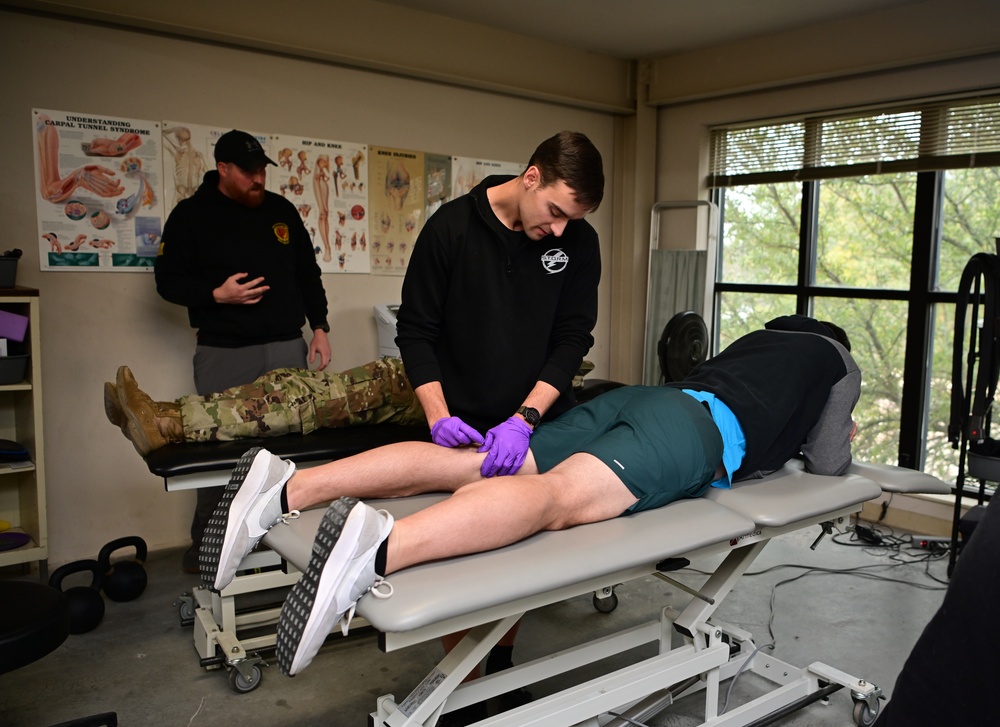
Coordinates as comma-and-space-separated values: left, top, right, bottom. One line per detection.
114, 366, 184, 456
105, 379, 181, 434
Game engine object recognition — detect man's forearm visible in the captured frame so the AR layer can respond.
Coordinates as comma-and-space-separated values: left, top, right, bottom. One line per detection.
413, 381, 451, 428
516, 381, 561, 425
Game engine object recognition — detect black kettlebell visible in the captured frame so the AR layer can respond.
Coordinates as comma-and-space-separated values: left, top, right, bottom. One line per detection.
97, 536, 148, 602
49, 559, 105, 634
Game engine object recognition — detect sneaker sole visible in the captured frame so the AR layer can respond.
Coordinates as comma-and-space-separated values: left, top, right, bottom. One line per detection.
276, 497, 365, 676
199, 447, 265, 590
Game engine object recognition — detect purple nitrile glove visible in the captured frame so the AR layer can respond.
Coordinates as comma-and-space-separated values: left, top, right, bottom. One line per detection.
431, 416, 485, 448
479, 416, 533, 478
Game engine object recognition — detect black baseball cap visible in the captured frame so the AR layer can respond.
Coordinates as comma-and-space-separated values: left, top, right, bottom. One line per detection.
214, 130, 276, 171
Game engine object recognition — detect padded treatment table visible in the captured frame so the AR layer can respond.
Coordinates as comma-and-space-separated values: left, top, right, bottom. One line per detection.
144, 425, 430, 691
263, 460, 948, 726
145, 425, 431, 489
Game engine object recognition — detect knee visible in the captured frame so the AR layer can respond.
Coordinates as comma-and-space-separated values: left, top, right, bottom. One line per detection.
522, 476, 578, 530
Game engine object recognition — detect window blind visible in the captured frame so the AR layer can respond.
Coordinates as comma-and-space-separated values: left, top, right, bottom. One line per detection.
709, 96, 1000, 187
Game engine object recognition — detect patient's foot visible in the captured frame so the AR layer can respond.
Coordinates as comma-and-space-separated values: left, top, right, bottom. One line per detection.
275, 497, 394, 676
114, 366, 183, 455
200, 447, 297, 591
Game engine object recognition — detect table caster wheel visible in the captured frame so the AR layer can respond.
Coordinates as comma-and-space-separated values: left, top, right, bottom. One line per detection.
178, 598, 195, 623
593, 590, 618, 613
853, 698, 879, 726
230, 663, 262, 693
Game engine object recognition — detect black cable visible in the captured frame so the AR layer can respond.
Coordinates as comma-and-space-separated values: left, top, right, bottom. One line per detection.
670, 527, 949, 715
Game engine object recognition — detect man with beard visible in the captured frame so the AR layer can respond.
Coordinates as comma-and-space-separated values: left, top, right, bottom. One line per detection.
155, 129, 331, 573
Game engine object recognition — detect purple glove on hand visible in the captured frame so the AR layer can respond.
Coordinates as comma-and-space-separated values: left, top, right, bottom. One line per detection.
479, 416, 533, 477
431, 416, 485, 448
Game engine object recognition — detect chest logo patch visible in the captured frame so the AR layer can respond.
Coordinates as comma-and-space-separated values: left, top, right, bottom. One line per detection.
541, 248, 569, 275
272, 222, 291, 244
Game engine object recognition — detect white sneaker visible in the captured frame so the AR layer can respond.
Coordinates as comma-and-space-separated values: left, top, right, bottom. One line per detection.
200, 447, 297, 591
276, 497, 394, 676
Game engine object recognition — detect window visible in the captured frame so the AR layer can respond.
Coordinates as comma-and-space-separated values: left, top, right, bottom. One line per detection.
720, 184, 800, 286
710, 96, 1000, 481
815, 175, 914, 290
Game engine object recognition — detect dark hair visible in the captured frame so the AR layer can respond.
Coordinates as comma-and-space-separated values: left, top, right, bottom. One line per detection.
525, 131, 604, 211
819, 321, 852, 352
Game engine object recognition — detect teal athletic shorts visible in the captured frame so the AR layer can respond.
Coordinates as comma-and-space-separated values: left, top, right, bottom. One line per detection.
530, 386, 723, 513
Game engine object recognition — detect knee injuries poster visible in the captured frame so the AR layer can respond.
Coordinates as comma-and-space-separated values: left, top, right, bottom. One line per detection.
369, 146, 425, 277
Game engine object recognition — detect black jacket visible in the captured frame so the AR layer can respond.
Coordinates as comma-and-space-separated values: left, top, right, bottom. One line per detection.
671, 316, 861, 480
395, 175, 601, 432
155, 171, 328, 347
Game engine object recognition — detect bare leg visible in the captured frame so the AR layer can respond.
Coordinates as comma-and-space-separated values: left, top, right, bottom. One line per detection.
273, 451, 637, 676
286, 441, 500, 510
385, 452, 637, 574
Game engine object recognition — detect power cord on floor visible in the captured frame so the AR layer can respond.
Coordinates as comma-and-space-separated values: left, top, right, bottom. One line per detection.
720, 640, 774, 715
832, 516, 953, 586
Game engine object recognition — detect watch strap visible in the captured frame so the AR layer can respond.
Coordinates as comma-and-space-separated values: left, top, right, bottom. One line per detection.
516, 406, 540, 427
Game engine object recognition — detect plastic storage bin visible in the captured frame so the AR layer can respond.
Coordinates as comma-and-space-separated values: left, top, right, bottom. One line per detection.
0, 354, 28, 385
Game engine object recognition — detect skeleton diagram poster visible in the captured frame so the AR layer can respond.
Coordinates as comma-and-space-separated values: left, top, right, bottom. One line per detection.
269, 136, 370, 273
369, 146, 425, 276
33, 109, 164, 270
160, 123, 214, 217
160, 122, 273, 218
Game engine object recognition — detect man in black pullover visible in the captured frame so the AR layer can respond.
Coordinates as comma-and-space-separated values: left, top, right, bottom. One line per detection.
199, 316, 861, 677
396, 132, 604, 708
396, 131, 604, 482
155, 129, 331, 572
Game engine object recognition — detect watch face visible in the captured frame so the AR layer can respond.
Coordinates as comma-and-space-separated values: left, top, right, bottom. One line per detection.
520, 406, 540, 426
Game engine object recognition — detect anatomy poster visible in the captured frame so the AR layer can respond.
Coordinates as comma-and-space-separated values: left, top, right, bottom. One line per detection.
33, 109, 164, 270
160, 122, 272, 218
369, 146, 424, 276
450, 156, 523, 200
270, 136, 370, 273
160, 122, 213, 216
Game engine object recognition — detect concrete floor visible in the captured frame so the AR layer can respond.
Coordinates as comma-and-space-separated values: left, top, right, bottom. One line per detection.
1, 524, 948, 727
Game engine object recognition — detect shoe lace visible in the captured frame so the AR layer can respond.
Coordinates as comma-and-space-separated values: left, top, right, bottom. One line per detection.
279, 510, 301, 524
338, 576, 393, 636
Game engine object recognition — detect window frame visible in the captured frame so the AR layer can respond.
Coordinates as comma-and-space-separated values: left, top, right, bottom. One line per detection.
711, 171, 959, 471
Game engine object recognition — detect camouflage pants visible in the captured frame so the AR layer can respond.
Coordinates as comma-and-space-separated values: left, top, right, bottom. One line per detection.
179, 357, 425, 442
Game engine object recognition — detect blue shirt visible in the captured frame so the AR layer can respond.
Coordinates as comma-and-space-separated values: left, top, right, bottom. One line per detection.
682, 389, 746, 489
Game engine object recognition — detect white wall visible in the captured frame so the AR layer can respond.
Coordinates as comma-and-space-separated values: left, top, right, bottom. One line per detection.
0, 10, 617, 565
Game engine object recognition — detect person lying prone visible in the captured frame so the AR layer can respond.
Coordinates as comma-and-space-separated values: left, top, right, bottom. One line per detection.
199, 315, 861, 676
